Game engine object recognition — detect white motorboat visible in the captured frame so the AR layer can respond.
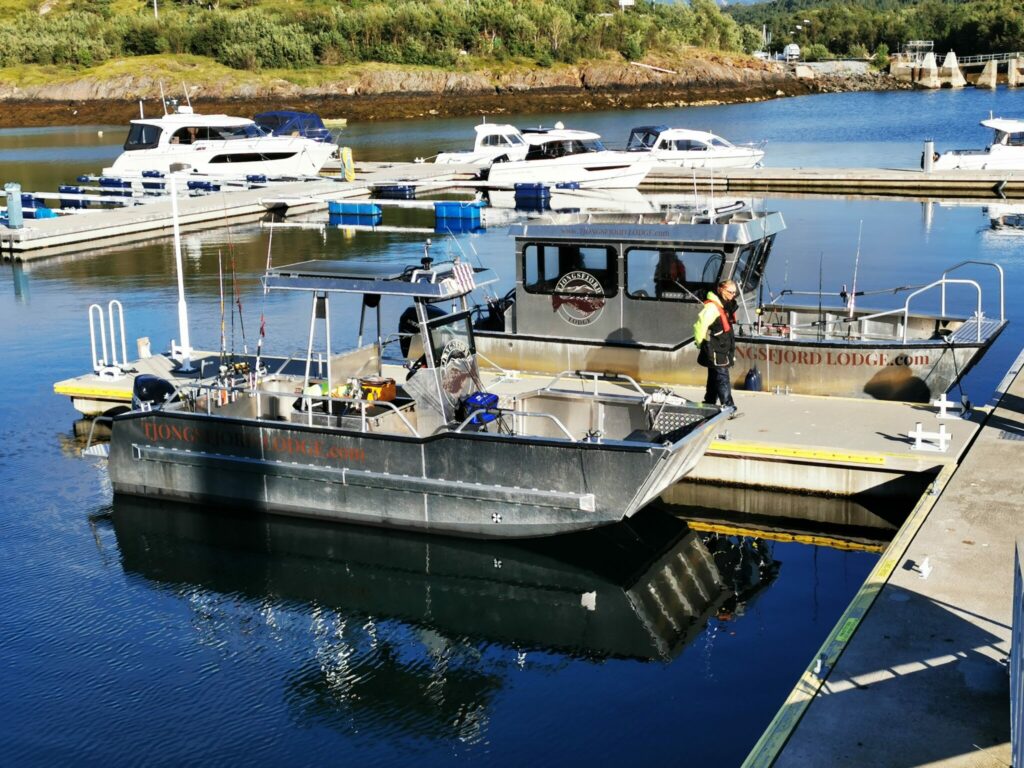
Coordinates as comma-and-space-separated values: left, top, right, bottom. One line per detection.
625, 125, 765, 169
434, 123, 529, 166
104, 102, 337, 178
932, 118, 1024, 171
484, 126, 653, 189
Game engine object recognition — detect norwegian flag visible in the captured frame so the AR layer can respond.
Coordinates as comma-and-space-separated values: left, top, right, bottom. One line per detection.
452, 261, 477, 293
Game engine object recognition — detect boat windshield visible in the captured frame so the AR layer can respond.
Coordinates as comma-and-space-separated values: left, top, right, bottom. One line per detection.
482, 133, 524, 147
124, 123, 162, 151
627, 129, 660, 150
425, 311, 476, 368
522, 243, 617, 297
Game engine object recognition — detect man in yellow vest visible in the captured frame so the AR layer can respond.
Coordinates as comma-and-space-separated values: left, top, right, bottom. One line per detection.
694, 278, 739, 416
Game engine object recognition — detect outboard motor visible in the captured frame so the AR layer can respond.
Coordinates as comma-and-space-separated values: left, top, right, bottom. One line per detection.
398, 303, 445, 358
131, 374, 178, 411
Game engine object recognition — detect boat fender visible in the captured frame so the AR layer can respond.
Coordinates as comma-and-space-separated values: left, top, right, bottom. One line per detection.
743, 366, 762, 392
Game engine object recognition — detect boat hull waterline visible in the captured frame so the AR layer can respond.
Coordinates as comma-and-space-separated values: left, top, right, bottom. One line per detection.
474, 332, 1001, 402
109, 406, 726, 539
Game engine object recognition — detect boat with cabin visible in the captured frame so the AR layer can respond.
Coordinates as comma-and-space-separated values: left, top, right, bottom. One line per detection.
466, 209, 1006, 402
103, 254, 727, 539
434, 123, 529, 166
931, 117, 1024, 170
625, 126, 766, 169
104, 101, 337, 178
482, 125, 653, 189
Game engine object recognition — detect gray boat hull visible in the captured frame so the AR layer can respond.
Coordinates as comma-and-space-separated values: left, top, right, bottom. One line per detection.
475, 327, 1002, 402
108, 407, 723, 539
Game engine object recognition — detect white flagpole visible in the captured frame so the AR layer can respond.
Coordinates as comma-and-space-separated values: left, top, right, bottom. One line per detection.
169, 174, 194, 371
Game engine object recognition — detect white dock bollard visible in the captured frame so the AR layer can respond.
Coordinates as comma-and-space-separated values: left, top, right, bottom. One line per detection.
4, 182, 24, 229
922, 140, 935, 172
909, 422, 951, 452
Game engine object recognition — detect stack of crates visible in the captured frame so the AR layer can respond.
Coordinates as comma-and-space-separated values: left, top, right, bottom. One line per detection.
328, 201, 383, 226
513, 183, 551, 211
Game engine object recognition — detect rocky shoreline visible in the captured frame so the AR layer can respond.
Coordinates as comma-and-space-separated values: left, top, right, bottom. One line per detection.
0, 59, 907, 127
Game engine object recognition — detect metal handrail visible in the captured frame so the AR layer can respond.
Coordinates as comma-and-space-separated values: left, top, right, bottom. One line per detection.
941, 260, 1004, 322
188, 381, 421, 437
845, 277, 984, 343
454, 408, 576, 441
542, 369, 648, 399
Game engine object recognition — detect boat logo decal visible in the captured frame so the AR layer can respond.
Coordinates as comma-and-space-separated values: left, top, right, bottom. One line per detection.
552, 271, 605, 327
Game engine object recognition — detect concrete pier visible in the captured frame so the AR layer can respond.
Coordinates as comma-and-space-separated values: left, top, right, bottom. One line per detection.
940, 51, 969, 88
744, 347, 1024, 767
976, 60, 999, 89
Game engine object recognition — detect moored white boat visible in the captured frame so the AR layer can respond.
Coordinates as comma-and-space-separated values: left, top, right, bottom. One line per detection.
104, 102, 337, 178
484, 126, 653, 189
625, 125, 765, 169
932, 117, 1024, 171
434, 123, 529, 166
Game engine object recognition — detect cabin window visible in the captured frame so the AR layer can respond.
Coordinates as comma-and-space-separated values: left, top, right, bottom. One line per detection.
710, 137, 731, 148
482, 135, 507, 147
522, 243, 616, 297
1007, 132, 1024, 147
732, 238, 773, 293
123, 123, 162, 151
625, 248, 720, 302
671, 139, 707, 151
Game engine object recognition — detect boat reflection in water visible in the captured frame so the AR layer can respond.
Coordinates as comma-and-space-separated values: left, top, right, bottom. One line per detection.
106, 497, 780, 665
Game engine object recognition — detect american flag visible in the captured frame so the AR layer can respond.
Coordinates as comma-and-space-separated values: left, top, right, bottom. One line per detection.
452, 261, 476, 293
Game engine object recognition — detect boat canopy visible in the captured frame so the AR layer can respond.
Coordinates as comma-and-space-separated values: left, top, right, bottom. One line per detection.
508, 211, 786, 247
263, 258, 498, 300
254, 110, 333, 142
627, 126, 670, 150
980, 117, 1024, 135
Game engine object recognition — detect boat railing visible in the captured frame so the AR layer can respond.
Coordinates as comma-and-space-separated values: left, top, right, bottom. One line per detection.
188, 381, 422, 437
844, 277, 985, 343
941, 260, 1004, 322
453, 409, 576, 441
541, 370, 648, 399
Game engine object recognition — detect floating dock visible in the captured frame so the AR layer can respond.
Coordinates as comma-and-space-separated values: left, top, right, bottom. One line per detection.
642, 166, 1024, 199
744, 347, 1024, 767
0, 162, 476, 261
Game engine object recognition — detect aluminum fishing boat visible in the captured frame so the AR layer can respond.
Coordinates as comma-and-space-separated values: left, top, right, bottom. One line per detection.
106, 256, 727, 539
625, 125, 766, 169
104, 102, 337, 178
467, 210, 1006, 402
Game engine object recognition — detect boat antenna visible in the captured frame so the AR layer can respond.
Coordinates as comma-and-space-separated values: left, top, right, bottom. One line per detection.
817, 252, 824, 342
168, 173, 194, 371
254, 227, 273, 383
159, 81, 167, 115
848, 220, 863, 318
182, 83, 192, 109
138, 99, 144, 119
218, 249, 226, 365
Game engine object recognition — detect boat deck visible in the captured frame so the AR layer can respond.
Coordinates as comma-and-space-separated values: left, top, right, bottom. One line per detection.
60, 352, 982, 499
745, 348, 1024, 767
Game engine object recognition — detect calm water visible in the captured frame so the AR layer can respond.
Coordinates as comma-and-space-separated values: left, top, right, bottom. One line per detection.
1, 88, 1021, 766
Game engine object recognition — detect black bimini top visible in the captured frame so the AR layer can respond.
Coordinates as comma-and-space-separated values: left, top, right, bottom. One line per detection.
263, 259, 498, 299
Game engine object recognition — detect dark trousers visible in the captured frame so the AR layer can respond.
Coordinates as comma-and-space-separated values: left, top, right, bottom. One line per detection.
704, 365, 735, 408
